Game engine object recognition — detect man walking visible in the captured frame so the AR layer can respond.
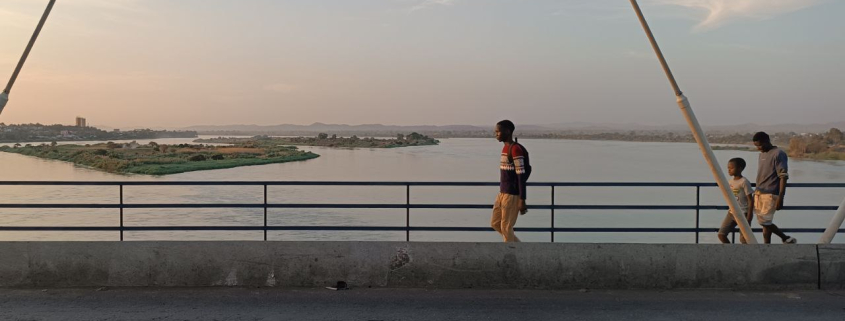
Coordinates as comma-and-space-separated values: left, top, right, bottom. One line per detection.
753, 132, 797, 244
492, 120, 530, 242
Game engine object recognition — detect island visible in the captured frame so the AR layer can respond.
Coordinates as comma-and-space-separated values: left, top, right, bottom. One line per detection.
194, 132, 440, 148
0, 140, 318, 175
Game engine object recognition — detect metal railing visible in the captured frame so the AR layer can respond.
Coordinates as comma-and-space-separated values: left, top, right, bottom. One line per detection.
0, 181, 843, 242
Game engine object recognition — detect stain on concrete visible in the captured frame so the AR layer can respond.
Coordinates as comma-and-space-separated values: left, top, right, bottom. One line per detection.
759, 262, 816, 287
500, 253, 521, 283
224, 268, 238, 286
266, 271, 277, 287
390, 248, 411, 271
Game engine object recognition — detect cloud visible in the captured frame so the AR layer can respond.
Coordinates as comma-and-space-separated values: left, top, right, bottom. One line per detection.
0, 6, 40, 30
625, 50, 653, 59
263, 83, 297, 94
647, 0, 825, 31
549, 1, 631, 20
22, 70, 183, 92
0, 0, 152, 35
408, 0, 455, 12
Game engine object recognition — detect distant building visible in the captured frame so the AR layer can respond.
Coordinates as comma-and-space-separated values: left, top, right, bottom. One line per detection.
113, 129, 120, 132
60, 130, 74, 138
75, 117, 87, 127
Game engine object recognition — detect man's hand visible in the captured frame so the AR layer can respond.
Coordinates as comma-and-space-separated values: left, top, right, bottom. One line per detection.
776, 199, 784, 211
519, 199, 528, 215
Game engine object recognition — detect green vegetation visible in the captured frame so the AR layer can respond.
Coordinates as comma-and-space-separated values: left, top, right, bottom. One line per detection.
0, 140, 318, 175
0, 123, 197, 143
194, 132, 440, 148
713, 128, 845, 161
786, 128, 845, 161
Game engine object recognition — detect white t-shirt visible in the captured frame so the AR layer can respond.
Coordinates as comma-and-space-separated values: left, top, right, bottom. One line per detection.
730, 177, 754, 214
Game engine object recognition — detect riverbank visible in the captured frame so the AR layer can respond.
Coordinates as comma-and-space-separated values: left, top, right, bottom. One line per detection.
712, 145, 845, 161
0, 124, 197, 144
194, 133, 439, 148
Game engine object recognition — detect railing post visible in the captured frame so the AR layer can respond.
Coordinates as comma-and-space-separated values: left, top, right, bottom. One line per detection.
406, 184, 410, 242
263, 184, 268, 241
551, 185, 555, 243
695, 186, 700, 244
119, 184, 124, 241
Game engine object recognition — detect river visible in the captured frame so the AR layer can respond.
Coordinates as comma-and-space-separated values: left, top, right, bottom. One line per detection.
1, 137, 843, 243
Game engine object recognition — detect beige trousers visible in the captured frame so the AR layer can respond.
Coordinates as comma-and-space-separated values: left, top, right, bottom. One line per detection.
754, 191, 779, 226
491, 193, 521, 242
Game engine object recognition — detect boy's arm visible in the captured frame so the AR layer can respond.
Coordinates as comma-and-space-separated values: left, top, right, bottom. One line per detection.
746, 193, 754, 223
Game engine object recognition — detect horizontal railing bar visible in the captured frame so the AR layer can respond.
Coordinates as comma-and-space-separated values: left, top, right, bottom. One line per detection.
0, 181, 843, 188
0, 204, 838, 211
0, 226, 841, 233
694, 206, 839, 211
0, 204, 122, 209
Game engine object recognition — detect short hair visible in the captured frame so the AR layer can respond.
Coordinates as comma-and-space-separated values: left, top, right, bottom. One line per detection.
729, 158, 746, 170
752, 132, 770, 143
497, 120, 515, 132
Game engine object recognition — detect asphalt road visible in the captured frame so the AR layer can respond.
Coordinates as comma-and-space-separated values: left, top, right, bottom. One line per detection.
1, 287, 844, 321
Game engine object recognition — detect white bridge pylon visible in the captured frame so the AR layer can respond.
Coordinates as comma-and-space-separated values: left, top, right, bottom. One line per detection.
628, 0, 759, 244
1, 0, 55, 116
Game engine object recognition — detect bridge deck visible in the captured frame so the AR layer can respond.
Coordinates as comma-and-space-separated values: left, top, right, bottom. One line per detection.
2, 288, 843, 320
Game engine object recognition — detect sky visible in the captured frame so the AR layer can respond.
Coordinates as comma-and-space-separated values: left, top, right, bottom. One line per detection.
0, 0, 843, 129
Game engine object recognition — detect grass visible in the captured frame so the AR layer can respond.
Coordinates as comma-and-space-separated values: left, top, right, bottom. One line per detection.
124, 153, 320, 175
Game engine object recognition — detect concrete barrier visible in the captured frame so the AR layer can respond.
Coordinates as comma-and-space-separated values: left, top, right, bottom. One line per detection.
0, 242, 823, 289
819, 244, 845, 290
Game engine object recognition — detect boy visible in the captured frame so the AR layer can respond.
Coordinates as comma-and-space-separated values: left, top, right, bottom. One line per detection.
753, 132, 797, 244
717, 158, 754, 244
491, 120, 529, 242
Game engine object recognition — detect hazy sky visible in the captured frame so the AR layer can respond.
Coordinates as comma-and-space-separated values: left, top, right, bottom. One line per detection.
1, 0, 843, 128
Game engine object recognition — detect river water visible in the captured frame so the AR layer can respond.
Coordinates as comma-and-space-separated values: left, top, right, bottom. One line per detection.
1, 137, 843, 243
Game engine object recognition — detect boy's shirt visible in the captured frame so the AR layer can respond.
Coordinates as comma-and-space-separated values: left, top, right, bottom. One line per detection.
730, 176, 753, 215
500, 143, 527, 200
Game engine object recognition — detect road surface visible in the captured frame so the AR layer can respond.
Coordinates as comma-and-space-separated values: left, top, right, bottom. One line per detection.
1, 287, 843, 320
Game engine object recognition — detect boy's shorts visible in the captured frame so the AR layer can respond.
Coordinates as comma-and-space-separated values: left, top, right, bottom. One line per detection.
754, 191, 779, 226
718, 211, 749, 236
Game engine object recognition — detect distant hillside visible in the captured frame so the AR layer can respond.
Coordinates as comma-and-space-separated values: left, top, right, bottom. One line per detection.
183, 123, 491, 137
181, 121, 845, 137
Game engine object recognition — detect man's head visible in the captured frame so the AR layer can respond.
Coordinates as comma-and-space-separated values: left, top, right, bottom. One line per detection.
495, 120, 515, 142
728, 158, 746, 177
752, 131, 772, 151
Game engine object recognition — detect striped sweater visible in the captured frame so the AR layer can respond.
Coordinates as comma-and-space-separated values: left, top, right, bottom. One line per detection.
500, 143, 527, 200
